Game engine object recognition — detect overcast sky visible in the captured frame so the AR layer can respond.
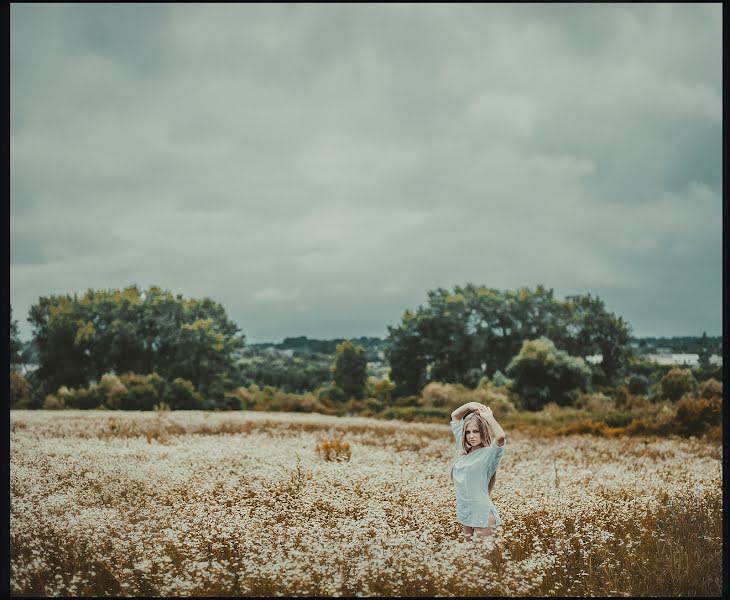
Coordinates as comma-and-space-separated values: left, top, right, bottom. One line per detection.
10, 4, 722, 343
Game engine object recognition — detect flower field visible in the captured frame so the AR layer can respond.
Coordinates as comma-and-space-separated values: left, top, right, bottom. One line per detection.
10, 410, 722, 597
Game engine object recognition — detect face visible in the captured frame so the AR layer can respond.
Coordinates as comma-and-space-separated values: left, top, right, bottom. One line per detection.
465, 421, 484, 449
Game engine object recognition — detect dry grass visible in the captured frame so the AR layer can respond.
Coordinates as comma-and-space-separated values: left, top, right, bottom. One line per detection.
315, 433, 352, 462
10, 409, 722, 597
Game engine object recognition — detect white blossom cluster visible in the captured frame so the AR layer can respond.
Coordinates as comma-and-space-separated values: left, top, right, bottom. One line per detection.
10, 410, 722, 596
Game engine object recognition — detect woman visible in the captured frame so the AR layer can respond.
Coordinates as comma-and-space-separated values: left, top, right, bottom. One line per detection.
450, 401, 506, 541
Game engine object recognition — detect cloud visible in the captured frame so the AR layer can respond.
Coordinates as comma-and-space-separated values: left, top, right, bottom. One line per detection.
10, 4, 722, 341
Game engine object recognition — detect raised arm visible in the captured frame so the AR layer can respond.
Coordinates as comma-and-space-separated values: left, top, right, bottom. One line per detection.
450, 401, 487, 422
477, 407, 506, 446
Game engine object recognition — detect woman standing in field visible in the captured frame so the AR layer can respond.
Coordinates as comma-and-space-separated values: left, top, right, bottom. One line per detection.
450, 401, 506, 541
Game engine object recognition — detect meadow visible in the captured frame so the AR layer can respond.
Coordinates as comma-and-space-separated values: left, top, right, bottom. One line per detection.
10, 409, 723, 597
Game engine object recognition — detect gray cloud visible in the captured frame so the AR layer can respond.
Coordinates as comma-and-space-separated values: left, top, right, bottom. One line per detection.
10, 4, 722, 341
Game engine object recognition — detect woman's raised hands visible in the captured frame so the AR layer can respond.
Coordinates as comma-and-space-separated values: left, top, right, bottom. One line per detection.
477, 406, 493, 419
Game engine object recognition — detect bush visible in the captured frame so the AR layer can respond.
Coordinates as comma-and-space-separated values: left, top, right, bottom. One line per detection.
225, 387, 256, 410
317, 383, 346, 403
419, 381, 517, 415
661, 368, 694, 402
673, 393, 722, 437
146, 372, 167, 399
259, 391, 335, 414
577, 392, 615, 412
491, 370, 512, 389
42, 394, 65, 410
626, 374, 650, 396
365, 376, 394, 404
698, 378, 722, 400
420, 382, 457, 408
506, 338, 591, 411
557, 418, 623, 437
595, 411, 634, 428
58, 385, 98, 410
393, 394, 421, 408
315, 433, 351, 462
693, 364, 723, 383
379, 406, 451, 422
117, 373, 161, 411
163, 378, 204, 410
589, 365, 610, 388
611, 386, 648, 410
10, 370, 32, 408
96, 373, 128, 409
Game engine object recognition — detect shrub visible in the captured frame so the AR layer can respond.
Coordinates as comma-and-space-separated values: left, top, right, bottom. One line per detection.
96, 373, 128, 409
611, 386, 648, 410
146, 372, 167, 399
698, 378, 722, 400
259, 391, 335, 415
595, 411, 634, 428
557, 418, 623, 437
578, 392, 615, 412
365, 376, 394, 403
42, 394, 65, 410
10, 370, 32, 408
626, 374, 650, 396
506, 338, 591, 411
317, 383, 346, 403
117, 374, 161, 410
491, 370, 512, 389
163, 378, 204, 410
625, 418, 658, 436
589, 365, 610, 388
673, 393, 722, 437
420, 382, 457, 408
393, 394, 421, 408
315, 433, 351, 462
379, 406, 451, 423
59, 385, 98, 410
225, 387, 256, 410
420, 381, 517, 415
661, 368, 694, 402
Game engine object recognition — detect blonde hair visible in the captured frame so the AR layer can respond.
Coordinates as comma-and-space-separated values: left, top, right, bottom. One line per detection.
450, 411, 497, 494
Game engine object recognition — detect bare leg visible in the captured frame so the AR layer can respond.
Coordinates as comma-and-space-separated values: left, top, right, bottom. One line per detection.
462, 525, 474, 542
473, 513, 497, 539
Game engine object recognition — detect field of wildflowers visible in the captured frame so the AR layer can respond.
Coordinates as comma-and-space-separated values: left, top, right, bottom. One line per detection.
10, 409, 722, 597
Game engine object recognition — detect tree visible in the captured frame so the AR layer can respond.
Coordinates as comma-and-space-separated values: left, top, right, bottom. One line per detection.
385, 310, 428, 397
27, 285, 246, 400
697, 332, 711, 370
10, 306, 23, 367
385, 283, 633, 397
332, 340, 368, 400
505, 337, 591, 411
561, 294, 633, 383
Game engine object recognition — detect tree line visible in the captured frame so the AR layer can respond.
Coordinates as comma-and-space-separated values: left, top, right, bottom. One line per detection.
10, 282, 717, 413
385, 284, 632, 397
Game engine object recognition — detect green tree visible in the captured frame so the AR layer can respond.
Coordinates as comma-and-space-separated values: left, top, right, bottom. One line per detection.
385, 284, 632, 397
332, 340, 368, 400
385, 310, 428, 397
27, 285, 245, 400
10, 306, 23, 367
505, 337, 591, 411
558, 293, 633, 383
697, 332, 711, 370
